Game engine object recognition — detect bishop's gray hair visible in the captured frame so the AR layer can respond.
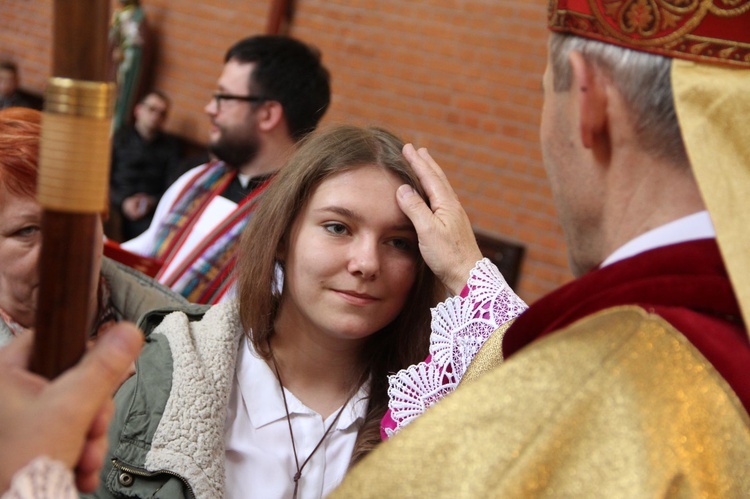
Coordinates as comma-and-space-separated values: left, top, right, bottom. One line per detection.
549, 32, 689, 169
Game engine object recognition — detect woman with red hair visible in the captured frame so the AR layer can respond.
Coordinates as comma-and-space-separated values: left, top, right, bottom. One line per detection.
0, 107, 187, 345
0, 107, 45, 337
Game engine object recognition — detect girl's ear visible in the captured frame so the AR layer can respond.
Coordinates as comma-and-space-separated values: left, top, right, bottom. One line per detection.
276, 237, 287, 263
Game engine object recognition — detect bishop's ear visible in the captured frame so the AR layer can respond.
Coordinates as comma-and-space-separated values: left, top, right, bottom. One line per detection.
568, 51, 608, 151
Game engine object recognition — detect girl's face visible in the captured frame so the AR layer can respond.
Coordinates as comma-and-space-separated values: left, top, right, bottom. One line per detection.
276, 164, 419, 346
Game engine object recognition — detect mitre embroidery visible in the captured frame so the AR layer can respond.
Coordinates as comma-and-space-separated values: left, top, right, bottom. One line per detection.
549, 0, 750, 66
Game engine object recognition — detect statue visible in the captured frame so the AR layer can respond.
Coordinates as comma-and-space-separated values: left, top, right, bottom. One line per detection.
109, 0, 147, 132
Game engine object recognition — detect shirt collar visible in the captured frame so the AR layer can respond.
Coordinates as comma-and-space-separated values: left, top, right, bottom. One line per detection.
339, 379, 370, 431
236, 336, 369, 431
600, 210, 715, 268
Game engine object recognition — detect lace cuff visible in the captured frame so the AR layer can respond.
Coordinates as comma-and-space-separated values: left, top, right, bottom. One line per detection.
382, 258, 527, 438
2, 457, 77, 499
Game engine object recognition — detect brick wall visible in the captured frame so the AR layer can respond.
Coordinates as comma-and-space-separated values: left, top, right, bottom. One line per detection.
0, 0, 573, 302
0, 0, 52, 92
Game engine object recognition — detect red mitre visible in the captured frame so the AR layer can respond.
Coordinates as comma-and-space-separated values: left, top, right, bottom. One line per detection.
548, 0, 750, 68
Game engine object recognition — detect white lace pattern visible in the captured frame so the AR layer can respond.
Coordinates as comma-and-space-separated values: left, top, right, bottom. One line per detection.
2, 457, 76, 499
384, 258, 527, 436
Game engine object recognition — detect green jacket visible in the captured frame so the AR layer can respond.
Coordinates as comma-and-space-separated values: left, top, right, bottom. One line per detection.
91, 301, 241, 499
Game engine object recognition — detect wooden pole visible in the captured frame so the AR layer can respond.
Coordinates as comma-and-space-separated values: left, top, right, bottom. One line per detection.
266, 0, 293, 35
30, 0, 115, 378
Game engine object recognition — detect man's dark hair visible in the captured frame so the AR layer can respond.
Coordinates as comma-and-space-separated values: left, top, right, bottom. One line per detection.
0, 61, 18, 74
225, 35, 331, 141
139, 89, 170, 107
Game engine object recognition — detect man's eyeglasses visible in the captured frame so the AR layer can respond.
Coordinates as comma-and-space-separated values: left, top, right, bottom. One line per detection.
211, 92, 267, 112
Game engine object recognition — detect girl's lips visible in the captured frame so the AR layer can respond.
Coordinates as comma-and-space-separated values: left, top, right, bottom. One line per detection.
334, 289, 378, 306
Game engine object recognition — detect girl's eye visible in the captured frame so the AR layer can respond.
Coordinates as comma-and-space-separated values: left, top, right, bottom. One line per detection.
324, 223, 348, 236
389, 238, 413, 251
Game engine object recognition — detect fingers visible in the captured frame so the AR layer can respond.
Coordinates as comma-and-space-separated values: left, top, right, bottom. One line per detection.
414, 146, 451, 184
75, 462, 103, 493
87, 398, 115, 443
52, 323, 142, 485
52, 322, 143, 426
402, 144, 459, 207
73, 321, 143, 397
0, 325, 141, 493
396, 184, 436, 235
75, 400, 112, 492
400, 143, 485, 294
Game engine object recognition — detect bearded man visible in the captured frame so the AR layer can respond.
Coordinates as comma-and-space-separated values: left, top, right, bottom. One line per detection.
121, 35, 330, 304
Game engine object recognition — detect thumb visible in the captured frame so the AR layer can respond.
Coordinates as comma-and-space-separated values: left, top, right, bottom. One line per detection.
397, 184, 435, 234
50, 322, 143, 422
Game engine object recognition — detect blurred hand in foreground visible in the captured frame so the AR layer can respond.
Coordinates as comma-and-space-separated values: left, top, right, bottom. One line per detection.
0, 322, 143, 493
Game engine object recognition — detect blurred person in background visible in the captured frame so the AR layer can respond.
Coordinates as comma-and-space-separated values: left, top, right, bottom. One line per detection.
108, 90, 184, 241
0, 62, 33, 110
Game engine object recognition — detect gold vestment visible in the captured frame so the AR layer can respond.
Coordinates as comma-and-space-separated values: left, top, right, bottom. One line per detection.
334, 306, 750, 498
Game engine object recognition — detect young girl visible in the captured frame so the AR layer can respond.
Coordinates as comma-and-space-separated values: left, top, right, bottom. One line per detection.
95, 125, 444, 498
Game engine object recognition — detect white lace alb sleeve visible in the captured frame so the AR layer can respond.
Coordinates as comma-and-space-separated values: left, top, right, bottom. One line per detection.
1, 457, 77, 499
384, 258, 527, 437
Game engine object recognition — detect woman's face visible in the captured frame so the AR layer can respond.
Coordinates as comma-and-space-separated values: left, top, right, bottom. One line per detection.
277, 164, 419, 346
0, 188, 42, 328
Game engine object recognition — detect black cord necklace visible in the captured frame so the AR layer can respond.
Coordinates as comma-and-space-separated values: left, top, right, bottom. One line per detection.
268, 346, 353, 499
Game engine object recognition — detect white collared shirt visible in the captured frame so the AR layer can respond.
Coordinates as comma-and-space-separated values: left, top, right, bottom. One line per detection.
600, 211, 715, 268
224, 336, 369, 499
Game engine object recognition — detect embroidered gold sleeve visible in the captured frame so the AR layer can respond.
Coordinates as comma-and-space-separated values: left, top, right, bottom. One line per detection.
333, 306, 750, 498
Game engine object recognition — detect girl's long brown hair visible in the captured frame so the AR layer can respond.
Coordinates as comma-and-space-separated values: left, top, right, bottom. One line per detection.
235, 124, 444, 463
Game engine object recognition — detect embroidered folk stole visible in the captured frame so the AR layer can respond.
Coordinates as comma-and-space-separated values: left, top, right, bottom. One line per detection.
152, 161, 271, 303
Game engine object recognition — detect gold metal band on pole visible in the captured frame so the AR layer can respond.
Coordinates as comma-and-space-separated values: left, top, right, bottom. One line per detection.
37, 77, 115, 212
